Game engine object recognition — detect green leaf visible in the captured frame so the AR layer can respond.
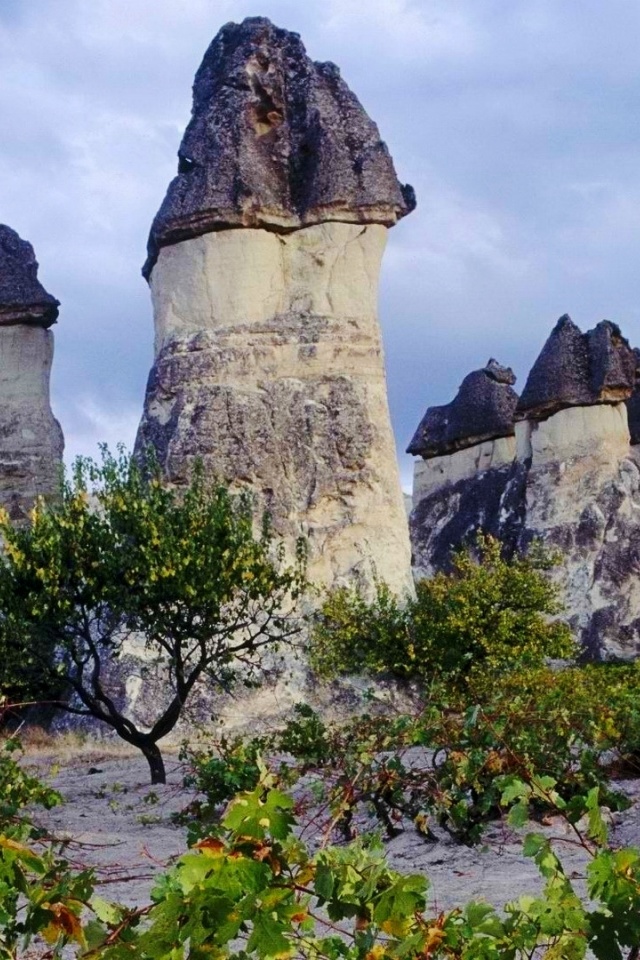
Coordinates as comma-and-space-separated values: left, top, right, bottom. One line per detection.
246, 910, 292, 959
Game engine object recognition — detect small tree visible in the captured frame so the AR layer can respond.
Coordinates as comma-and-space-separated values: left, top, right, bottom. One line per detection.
310, 534, 574, 687
0, 448, 306, 783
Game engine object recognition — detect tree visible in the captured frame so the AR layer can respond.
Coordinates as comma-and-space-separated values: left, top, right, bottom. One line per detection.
0, 447, 306, 783
310, 534, 574, 687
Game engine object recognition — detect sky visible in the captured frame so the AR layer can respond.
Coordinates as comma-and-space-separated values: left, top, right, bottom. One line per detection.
2, 0, 640, 490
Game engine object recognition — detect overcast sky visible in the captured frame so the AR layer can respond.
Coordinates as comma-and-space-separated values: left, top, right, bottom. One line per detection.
2, 0, 640, 489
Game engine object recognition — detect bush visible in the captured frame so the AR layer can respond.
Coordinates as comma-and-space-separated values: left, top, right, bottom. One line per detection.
310, 535, 574, 686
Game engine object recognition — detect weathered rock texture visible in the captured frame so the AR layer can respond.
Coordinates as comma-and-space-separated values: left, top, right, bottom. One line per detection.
0, 226, 63, 520
408, 359, 518, 458
516, 315, 636, 422
143, 16, 414, 279
410, 317, 640, 659
137, 18, 414, 595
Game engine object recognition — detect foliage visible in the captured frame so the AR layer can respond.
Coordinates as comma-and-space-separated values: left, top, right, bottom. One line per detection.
185, 657, 640, 845
0, 737, 95, 960
0, 446, 307, 783
2, 730, 640, 957
179, 734, 266, 844
310, 534, 574, 686
9, 775, 640, 959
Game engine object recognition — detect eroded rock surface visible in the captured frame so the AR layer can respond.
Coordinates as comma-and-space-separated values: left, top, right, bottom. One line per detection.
517, 315, 636, 422
0, 226, 63, 520
410, 319, 640, 658
143, 17, 414, 278
0, 225, 59, 327
137, 20, 413, 595
408, 359, 518, 459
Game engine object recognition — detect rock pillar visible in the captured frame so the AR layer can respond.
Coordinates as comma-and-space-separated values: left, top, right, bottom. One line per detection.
0, 226, 64, 520
136, 17, 415, 594
409, 316, 640, 659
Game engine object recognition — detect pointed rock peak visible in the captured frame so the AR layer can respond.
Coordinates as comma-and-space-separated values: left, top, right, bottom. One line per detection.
0, 225, 59, 327
517, 314, 636, 421
143, 16, 415, 278
625, 347, 640, 445
407, 359, 518, 459
484, 358, 516, 385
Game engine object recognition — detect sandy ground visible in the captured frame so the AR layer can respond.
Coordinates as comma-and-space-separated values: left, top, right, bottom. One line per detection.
25, 747, 640, 917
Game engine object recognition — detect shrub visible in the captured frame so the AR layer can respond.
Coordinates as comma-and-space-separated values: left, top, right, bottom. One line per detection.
310, 534, 574, 686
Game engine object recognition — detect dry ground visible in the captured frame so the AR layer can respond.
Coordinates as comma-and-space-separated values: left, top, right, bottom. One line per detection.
21, 735, 640, 915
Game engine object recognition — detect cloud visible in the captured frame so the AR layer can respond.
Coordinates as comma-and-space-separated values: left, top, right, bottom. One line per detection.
1, 0, 640, 497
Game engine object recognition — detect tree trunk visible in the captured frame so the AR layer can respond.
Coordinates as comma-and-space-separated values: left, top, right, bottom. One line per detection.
139, 739, 166, 785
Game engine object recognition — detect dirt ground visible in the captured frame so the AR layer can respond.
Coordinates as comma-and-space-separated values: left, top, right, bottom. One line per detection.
25, 745, 640, 916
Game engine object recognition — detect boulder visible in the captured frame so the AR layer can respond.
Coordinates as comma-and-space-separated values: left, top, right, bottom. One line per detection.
407, 358, 518, 458
516, 315, 636, 421
0, 225, 59, 327
143, 17, 415, 278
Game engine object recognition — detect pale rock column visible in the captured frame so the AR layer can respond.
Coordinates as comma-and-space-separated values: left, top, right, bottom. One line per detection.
0, 226, 64, 520
512, 316, 640, 658
407, 359, 523, 577
136, 17, 415, 595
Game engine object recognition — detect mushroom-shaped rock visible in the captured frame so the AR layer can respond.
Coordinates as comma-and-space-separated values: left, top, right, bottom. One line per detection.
0, 225, 63, 520
0, 225, 59, 327
407, 359, 518, 458
517, 315, 636, 421
143, 16, 415, 277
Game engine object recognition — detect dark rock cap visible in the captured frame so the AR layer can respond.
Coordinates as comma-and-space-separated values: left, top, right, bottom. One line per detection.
516, 315, 636, 421
407, 358, 519, 458
143, 17, 415, 278
0, 225, 59, 327
625, 348, 640, 445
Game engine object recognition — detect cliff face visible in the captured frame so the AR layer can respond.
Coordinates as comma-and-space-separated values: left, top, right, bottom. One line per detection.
0, 226, 64, 520
136, 17, 414, 594
409, 318, 640, 659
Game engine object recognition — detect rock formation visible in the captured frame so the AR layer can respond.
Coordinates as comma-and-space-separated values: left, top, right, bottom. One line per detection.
410, 316, 640, 659
0, 226, 64, 520
408, 359, 525, 577
136, 17, 415, 594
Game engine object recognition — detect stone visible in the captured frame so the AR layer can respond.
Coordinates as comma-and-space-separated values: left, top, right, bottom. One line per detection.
410, 438, 525, 578
516, 315, 636, 421
143, 17, 414, 278
0, 225, 59, 327
0, 227, 63, 520
407, 359, 518, 458
409, 329, 640, 657
136, 21, 414, 596
137, 223, 412, 595
518, 403, 640, 660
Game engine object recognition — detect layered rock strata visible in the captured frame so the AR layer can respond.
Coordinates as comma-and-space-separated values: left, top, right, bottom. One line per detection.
0, 226, 64, 520
410, 317, 640, 658
136, 17, 414, 595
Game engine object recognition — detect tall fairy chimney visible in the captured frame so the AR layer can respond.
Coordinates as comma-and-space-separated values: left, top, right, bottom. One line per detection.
136, 17, 415, 593
0, 225, 64, 520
